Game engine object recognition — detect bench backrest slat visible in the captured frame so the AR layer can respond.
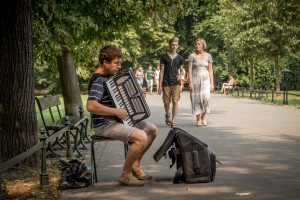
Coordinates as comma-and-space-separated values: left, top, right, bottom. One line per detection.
37, 95, 61, 111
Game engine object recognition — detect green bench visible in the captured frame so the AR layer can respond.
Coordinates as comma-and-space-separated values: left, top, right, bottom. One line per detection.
35, 95, 89, 158
251, 82, 273, 100
259, 82, 272, 90
226, 81, 237, 94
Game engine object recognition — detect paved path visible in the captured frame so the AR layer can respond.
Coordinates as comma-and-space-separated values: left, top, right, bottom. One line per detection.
59, 92, 300, 200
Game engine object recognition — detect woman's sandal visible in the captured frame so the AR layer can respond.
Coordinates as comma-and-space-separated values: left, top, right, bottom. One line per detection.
171, 123, 178, 128
197, 120, 202, 127
165, 114, 171, 126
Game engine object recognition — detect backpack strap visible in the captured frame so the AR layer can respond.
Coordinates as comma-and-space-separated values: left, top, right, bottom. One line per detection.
168, 148, 180, 168
87, 73, 110, 94
191, 150, 201, 175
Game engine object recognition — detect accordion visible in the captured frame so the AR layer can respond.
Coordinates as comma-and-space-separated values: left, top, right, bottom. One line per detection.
105, 69, 151, 127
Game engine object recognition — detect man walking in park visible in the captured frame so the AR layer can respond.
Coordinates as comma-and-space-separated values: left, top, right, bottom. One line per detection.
158, 38, 184, 128
145, 65, 155, 95
87, 45, 157, 186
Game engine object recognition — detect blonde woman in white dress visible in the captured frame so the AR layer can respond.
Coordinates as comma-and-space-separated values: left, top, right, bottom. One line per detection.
188, 38, 214, 127
135, 67, 144, 87
154, 65, 160, 94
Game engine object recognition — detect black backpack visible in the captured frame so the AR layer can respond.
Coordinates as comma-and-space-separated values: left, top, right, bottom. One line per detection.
153, 127, 220, 184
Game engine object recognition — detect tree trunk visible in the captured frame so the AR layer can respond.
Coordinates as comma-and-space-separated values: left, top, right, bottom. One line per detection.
0, 0, 39, 167
57, 43, 82, 117
249, 56, 254, 91
274, 55, 280, 95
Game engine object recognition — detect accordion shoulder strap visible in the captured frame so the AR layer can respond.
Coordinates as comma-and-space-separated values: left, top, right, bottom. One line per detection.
88, 73, 110, 93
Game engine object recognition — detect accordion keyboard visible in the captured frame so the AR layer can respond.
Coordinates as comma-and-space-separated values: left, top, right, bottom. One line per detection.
105, 69, 151, 127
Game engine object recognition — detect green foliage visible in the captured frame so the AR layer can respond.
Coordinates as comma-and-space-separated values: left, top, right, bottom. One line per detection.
32, 0, 300, 91
210, 0, 299, 89
32, 0, 184, 89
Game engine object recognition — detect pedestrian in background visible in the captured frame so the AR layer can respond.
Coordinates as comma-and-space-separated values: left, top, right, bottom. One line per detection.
158, 38, 184, 128
188, 38, 214, 127
154, 65, 160, 94
145, 65, 155, 95
135, 67, 144, 87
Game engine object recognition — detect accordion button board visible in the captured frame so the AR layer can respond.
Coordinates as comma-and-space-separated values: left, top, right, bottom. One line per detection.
105, 69, 151, 127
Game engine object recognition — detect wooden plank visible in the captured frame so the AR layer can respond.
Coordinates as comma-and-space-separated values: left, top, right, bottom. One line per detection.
37, 95, 61, 111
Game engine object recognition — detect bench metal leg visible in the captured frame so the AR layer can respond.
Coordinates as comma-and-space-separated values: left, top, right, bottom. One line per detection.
90, 141, 128, 186
83, 118, 91, 143
51, 135, 66, 150
44, 130, 63, 157
45, 131, 62, 158
77, 122, 88, 150
124, 144, 129, 158
70, 128, 82, 158
91, 140, 97, 186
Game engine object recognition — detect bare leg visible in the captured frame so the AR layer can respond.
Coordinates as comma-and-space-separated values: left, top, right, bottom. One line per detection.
121, 130, 147, 177
201, 112, 206, 120
164, 103, 170, 117
171, 100, 178, 124
196, 114, 201, 123
220, 83, 225, 93
132, 124, 157, 170
196, 114, 202, 126
164, 103, 171, 126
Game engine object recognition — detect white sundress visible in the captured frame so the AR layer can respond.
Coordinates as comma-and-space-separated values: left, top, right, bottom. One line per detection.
188, 55, 213, 115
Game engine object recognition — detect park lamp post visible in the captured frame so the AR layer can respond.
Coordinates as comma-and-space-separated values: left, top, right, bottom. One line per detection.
281, 69, 292, 105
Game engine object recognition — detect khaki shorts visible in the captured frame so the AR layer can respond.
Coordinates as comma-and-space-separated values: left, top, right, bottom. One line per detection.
162, 85, 181, 104
93, 120, 149, 144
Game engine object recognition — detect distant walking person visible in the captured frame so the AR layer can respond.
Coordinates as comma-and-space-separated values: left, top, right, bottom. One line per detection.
188, 38, 214, 127
154, 65, 160, 94
135, 67, 144, 87
158, 38, 184, 128
145, 65, 155, 95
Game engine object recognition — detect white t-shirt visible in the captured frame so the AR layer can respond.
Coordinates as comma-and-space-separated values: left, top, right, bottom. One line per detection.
178, 68, 185, 80
155, 70, 160, 80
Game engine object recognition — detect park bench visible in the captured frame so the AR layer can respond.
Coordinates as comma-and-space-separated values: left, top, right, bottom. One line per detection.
226, 81, 237, 94
259, 81, 272, 91
90, 134, 129, 186
223, 81, 245, 97
35, 95, 89, 158
251, 82, 273, 100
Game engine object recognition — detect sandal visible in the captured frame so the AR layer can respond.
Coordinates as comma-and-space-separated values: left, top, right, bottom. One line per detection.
165, 114, 171, 126
197, 121, 202, 127
171, 123, 178, 128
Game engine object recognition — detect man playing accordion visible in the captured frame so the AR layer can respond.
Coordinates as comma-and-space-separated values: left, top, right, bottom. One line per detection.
87, 45, 157, 187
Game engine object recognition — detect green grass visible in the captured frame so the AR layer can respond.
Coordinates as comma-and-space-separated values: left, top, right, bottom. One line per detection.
214, 90, 300, 109
36, 95, 90, 129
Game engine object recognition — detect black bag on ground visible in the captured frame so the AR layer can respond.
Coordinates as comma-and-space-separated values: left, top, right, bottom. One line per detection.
153, 127, 219, 184
58, 159, 91, 189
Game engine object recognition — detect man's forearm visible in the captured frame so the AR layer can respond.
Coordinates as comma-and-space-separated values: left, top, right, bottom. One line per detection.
159, 66, 164, 88
87, 100, 117, 116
